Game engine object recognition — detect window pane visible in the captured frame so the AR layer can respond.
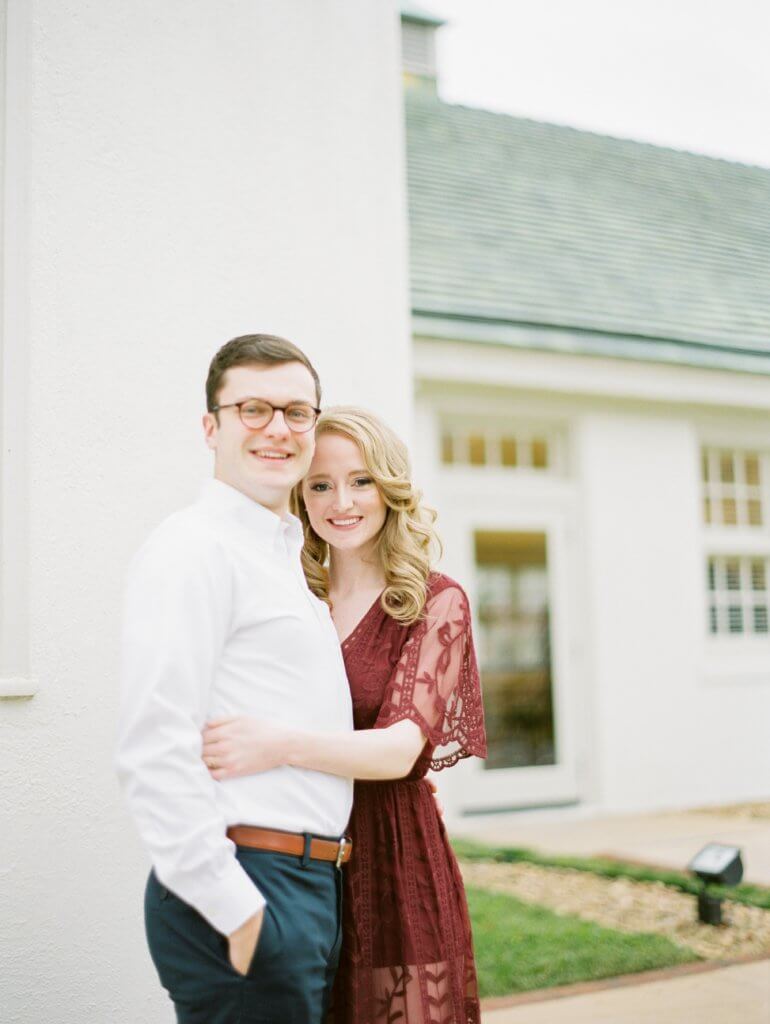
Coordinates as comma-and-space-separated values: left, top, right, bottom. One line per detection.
745, 454, 760, 486
748, 500, 763, 527
703, 498, 712, 524
705, 557, 770, 637
468, 435, 486, 466
701, 452, 710, 482
751, 561, 766, 591
441, 434, 454, 465
531, 439, 548, 469
726, 561, 741, 589
708, 605, 719, 634
720, 453, 735, 483
475, 531, 555, 770
722, 499, 738, 526
501, 437, 518, 467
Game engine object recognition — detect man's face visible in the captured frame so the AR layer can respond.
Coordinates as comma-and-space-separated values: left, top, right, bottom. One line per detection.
203, 361, 317, 516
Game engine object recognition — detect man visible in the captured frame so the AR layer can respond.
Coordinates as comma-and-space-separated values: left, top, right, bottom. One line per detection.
116, 334, 353, 1024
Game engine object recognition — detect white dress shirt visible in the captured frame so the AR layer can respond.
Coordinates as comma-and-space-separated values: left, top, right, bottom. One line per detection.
116, 478, 353, 936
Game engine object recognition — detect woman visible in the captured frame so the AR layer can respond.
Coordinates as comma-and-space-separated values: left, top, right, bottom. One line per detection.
202, 407, 487, 1024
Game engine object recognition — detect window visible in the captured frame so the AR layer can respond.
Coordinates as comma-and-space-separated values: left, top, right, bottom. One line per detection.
701, 445, 770, 642
707, 557, 769, 636
441, 426, 554, 471
702, 448, 763, 527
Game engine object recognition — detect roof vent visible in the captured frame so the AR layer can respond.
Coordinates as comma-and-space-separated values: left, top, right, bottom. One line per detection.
400, 4, 445, 94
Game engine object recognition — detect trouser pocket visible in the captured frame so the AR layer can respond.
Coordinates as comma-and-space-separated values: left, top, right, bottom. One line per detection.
144, 872, 233, 1002
329, 868, 344, 968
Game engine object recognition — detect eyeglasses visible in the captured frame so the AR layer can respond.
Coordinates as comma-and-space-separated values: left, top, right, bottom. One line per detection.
211, 398, 321, 433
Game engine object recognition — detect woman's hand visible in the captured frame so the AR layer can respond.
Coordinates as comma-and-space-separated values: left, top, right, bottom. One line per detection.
427, 778, 444, 817
201, 717, 292, 780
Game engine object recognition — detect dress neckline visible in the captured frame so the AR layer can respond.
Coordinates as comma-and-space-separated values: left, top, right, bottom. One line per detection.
337, 589, 385, 648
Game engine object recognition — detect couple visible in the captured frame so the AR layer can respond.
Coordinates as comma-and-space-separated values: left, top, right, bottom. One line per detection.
117, 334, 487, 1024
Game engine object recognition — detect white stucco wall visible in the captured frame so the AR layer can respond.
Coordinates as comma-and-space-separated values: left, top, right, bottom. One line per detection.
0, 2, 410, 1021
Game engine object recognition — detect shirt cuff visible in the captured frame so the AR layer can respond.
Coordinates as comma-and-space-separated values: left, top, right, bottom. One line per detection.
189, 857, 267, 936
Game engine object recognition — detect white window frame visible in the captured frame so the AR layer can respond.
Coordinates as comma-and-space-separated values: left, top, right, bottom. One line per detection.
707, 555, 769, 637
699, 429, 770, 685
702, 446, 767, 528
414, 393, 583, 813
0, 0, 35, 698
434, 397, 567, 478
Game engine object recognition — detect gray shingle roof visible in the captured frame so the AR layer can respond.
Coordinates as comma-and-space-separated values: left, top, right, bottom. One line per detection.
405, 92, 770, 373
400, 3, 445, 27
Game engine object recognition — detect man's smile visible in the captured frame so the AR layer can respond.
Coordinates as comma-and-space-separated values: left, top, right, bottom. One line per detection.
250, 448, 293, 461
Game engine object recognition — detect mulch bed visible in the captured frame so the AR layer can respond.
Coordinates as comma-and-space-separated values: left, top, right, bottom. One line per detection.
460, 859, 770, 960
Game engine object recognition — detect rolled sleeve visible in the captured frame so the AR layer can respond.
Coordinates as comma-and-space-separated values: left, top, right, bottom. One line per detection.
116, 520, 263, 935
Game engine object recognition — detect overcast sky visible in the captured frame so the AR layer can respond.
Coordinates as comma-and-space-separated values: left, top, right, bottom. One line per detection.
432, 0, 770, 168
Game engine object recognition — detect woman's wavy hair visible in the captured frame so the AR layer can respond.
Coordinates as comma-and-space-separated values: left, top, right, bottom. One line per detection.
291, 406, 441, 625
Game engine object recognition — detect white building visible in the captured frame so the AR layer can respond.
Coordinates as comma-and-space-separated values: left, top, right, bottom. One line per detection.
402, 6, 770, 819
1, 2, 769, 1021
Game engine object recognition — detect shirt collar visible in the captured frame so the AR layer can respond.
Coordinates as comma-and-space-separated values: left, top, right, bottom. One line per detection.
198, 478, 305, 555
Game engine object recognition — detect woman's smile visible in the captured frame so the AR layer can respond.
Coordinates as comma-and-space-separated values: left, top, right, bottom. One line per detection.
326, 515, 364, 529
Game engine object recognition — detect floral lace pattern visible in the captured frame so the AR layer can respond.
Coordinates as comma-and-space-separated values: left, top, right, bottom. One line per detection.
329, 574, 487, 1024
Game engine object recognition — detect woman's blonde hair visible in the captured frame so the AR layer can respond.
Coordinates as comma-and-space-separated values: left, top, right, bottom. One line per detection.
292, 406, 440, 625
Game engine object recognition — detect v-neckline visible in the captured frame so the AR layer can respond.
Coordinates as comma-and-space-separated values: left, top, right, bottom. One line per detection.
337, 589, 385, 648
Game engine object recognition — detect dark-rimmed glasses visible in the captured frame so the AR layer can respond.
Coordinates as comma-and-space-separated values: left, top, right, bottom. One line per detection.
211, 398, 321, 433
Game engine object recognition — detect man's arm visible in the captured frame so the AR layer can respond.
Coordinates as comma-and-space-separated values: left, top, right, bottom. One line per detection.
115, 523, 264, 940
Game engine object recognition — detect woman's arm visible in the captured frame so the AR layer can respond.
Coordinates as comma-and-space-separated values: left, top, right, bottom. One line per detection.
202, 716, 427, 782
203, 582, 485, 785
287, 718, 426, 780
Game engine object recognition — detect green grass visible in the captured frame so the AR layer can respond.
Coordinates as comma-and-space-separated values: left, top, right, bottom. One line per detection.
467, 886, 699, 997
452, 837, 770, 910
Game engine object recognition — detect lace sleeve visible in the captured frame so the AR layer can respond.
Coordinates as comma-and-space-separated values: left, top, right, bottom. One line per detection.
375, 581, 487, 771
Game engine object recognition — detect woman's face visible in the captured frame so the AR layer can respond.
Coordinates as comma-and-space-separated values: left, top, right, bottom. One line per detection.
302, 433, 387, 553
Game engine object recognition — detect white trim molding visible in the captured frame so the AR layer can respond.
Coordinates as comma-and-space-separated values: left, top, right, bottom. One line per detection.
415, 336, 770, 411
0, 676, 38, 698
0, 0, 32, 693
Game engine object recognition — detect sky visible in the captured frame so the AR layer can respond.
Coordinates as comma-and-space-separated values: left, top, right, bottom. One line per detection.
431, 0, 770, 168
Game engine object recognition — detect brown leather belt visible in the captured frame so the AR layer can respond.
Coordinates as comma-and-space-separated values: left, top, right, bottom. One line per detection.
227, 826, 352, 868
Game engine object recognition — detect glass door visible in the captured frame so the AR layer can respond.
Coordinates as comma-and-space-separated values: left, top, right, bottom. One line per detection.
475, 531, 556, 771
448, 516, 579, 813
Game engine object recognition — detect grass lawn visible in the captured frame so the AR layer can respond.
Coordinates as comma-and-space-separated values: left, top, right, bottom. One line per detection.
467, 885, 699, 997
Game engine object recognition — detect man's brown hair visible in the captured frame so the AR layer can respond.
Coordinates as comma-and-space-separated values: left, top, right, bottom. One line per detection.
206, 334, 322, 413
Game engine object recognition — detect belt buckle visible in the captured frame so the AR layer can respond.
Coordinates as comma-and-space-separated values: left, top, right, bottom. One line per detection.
335, 836, 349, 868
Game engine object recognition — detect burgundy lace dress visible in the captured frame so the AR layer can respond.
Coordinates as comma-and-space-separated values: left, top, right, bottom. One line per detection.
329, 573, 487, 1024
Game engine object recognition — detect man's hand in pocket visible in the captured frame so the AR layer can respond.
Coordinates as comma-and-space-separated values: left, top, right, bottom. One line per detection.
228, 908, 264, 976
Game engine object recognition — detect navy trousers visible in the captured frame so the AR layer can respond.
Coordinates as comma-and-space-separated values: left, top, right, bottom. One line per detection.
144, 845, 343, 1024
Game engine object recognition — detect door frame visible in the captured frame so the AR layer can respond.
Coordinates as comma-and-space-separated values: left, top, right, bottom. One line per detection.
435, 478, 582, 813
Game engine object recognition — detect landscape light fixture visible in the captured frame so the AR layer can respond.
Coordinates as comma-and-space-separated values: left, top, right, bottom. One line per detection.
688, 843, 743, 925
